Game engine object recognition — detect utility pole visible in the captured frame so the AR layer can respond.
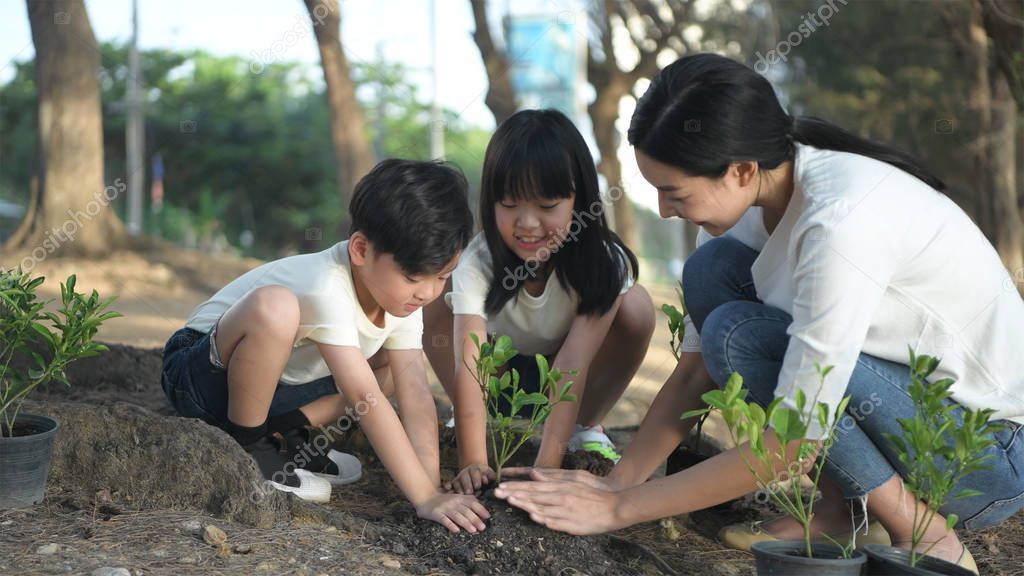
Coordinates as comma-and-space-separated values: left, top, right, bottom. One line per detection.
429, 0, 444, 160
126, 0, 144, 235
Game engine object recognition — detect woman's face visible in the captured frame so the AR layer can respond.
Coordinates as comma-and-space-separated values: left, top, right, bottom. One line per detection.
494, 193, 576, 263
635, 149, 755, 236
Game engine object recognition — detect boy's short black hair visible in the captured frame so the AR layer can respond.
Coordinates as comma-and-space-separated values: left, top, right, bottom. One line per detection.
349, 159, 474, 275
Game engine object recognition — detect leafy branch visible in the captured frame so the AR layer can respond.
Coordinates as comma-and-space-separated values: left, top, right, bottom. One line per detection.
884, 347, 1001, 566
1, 269, 120, 435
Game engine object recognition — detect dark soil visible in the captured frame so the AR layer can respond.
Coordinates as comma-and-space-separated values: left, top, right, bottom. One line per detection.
3, 342, 1023, 576
327, 426, 666, 576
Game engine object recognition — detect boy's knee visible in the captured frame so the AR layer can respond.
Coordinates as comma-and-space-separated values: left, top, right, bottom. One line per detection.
247, 285, 301, 333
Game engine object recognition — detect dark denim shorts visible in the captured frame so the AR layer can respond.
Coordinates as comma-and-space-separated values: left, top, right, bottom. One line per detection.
161, 327, 337, 429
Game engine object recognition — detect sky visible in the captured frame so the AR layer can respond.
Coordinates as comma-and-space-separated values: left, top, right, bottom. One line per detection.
0, 0, 665, 213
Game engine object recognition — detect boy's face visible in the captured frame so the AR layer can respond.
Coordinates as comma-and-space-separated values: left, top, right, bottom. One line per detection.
350, 234, 459, 318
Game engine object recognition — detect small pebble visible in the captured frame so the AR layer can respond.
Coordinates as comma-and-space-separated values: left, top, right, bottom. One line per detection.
392, 543, 408, 555
382, 558, 402, 570
91, 569, 130, 576
181, 519, 202, 532
36, 543, 60, 555
203, 524, 227, 545
215, 543, 232, 559
1, 520, 13, 527
234, 543, 253, 554
324, 526, 337, 533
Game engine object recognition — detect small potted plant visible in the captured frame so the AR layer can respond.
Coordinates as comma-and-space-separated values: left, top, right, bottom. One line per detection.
863, 348, 998, 576
684, 365, 865, 575
1, 268, 119, 508
467, 334, 575, 482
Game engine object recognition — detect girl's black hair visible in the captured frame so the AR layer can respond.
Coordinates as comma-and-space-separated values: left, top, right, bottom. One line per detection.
627, 53, 945, 191
480, 109, 639, 317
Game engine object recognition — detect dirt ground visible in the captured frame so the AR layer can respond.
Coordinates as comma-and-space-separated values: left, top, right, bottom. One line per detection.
2, 244, 1022, 575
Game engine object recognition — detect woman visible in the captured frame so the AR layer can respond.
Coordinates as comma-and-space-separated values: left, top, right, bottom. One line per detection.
494, 53, 1024, 572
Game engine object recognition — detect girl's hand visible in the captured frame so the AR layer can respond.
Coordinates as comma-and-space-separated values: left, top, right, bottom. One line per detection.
444, 463, 496, 495
415, 492, 491, 533
493, 479, 627, 535
501, 467, 620, 492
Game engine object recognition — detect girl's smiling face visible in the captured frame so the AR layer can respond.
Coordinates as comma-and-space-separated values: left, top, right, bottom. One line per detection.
495, 193, 576, 263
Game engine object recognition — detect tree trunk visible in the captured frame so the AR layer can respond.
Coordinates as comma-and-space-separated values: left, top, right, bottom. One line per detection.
468, 0, 517, 125
588, 78, 639, 250
956, 4, 997, 244
304, 0, 374, 238
989, 75, 1023, 279
3, 0, 123, 258
979, 0, 1024, 113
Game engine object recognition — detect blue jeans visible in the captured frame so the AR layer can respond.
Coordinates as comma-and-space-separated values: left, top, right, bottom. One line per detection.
161, 327, 338, 429
683, 237, 1024, 531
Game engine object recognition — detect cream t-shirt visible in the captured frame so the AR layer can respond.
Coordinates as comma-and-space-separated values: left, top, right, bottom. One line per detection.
449, 233, 635, 356
186, 241, 423, 385
682, 144, 1024, 438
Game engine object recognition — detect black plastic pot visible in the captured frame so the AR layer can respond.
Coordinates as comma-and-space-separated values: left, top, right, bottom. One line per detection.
863, 544, 975, 576
0, 414, 60, 508
751, 541, 867, 576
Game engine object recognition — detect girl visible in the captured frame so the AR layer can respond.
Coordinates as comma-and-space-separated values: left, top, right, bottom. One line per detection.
423, 109, 656, 495
493, 54, 1024, 573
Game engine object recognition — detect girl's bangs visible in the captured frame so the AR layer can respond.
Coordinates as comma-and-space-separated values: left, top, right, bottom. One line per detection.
497, 133, 577, 203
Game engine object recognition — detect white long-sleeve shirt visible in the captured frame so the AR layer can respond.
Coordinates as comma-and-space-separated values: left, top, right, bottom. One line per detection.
682, 144, 1024, 438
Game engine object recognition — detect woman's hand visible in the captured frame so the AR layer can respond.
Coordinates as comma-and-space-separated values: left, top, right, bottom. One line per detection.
501, 467, 621, 492
493, 477, 628, 535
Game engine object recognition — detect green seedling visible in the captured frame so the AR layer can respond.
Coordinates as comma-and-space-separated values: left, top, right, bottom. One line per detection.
467, 334, 576, 482
684, 364, 852, 558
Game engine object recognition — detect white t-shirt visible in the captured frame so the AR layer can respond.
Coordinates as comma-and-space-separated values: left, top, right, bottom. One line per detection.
682, 144, 1024, 438
186, 241, 423, 385
449, 233, 635, 356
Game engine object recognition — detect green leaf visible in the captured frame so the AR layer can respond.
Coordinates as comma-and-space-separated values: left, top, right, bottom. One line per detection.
770, 407, 807, 443
522, 392, 549, 406
681, 407, 710, 420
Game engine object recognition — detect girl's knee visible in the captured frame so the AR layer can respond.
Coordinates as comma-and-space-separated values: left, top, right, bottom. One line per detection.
616, 284, 656, 340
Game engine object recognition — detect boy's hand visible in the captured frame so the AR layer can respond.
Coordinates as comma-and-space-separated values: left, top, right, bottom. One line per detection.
416, 492, 491, 533
444, 463, 496, 495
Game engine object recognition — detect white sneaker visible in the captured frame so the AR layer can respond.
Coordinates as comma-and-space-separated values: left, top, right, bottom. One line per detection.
311, 450, 362, 486
568, 424, 622, 462
268, 468, 333, 503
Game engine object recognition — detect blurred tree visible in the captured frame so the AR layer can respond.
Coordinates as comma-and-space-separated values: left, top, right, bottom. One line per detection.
467, 0, 765, 257
979, 0, 1024, 112
775, 0, 1022, 277
469, 0, 517, 125
304, 0, 375, 245
0, 46, 488, 259
4, 0, 124, 256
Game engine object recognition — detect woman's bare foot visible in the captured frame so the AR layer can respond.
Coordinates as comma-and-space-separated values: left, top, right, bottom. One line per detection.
893, 537, 967, 566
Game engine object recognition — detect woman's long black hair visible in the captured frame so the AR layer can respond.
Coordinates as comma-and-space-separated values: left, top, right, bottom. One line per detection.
627, 53, 945, 191
480, 109, 639, 317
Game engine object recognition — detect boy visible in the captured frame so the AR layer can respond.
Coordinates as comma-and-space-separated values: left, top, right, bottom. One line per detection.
161, 159, 489, 533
